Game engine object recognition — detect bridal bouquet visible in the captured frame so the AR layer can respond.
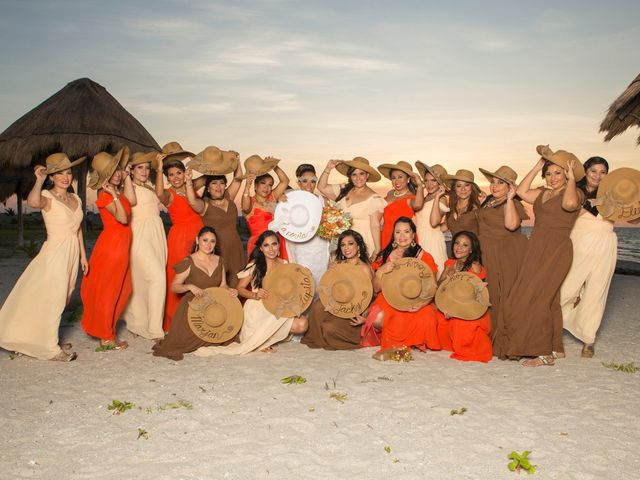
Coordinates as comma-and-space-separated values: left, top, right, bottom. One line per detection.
317, 201, 352, 241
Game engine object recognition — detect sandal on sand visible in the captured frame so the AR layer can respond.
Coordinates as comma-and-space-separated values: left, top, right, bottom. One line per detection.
581, 343, 595, 358
100, 339, 128, 350
372, 349, 394, 361
51, 350, 77, 362
552, 351, 565, 359
522, 355, 555, 367
260, 345, 278, 353
60, 342, 73, 350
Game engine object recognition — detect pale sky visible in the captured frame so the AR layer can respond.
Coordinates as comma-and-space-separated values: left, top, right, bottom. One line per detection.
1, 0, 639, 192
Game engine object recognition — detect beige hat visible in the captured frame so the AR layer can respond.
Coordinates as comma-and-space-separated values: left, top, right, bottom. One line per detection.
128, 150, 159, 167
415, 162, 450, 190
268, 190, 323, 243
377, 161, 416, 182
237, 155, 280, 180
187, 146, 239, 175
445, 169, 477, 186
187, 287, 243, 343
318, 263, 373, 318
43, 152, 86, 175
262, 263, 315, 317
536, 145, 585, 182
479, 165, 518, 186
435, 272, 490, 320
335, 157, 381, 182
381, 257, 437, 311
593, 167, 640, 222
161, 141, 194, 165
87, 146, 130, 190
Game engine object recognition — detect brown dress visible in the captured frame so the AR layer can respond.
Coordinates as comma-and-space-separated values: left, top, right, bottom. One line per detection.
152, 257, 224, 360
201, 200, 246, 288
447, 210, 479, 237
477, 200, 529, 339
301, 300, 362, 350
494, 188, 582, 359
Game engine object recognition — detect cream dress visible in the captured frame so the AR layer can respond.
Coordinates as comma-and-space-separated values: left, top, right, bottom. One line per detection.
0, 190, 82, 359
415, 197, 448, 277
560, 212, 617, 344
123, 184, 167, 339
335, 187, 386, 257
195, 262, 294, 356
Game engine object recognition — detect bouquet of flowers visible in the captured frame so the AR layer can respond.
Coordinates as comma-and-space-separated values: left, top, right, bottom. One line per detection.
317, 200, 352, 242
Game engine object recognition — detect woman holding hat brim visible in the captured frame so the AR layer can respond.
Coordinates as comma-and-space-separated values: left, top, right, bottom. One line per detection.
0, 154, 87, 361
495, 146, 583, 366
414, 163, 450, 276
153, 226, 239, 361
195, 230, 309, 356
184, 149, 246, 288
431, 169, 481, 237
302, 229, 373, 350
560, 157, 618, 358
81, 147, 137, 350
154, 146, 205, 331
378, 161, 425, 248
121, 151, 168, 340
361, 216, 440, 354
476, 166, 529, 341
317, 157, 386, 260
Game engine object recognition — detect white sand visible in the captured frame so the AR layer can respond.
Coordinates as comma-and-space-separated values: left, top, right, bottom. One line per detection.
1, 257, 639, 479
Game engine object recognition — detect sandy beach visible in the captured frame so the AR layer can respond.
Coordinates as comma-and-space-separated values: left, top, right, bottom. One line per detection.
1, 256, 639, 480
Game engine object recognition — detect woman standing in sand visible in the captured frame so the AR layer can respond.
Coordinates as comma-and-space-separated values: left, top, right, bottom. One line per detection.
430, 169, 481, 237
81, 148, 137, 350
317, 157, 386, 260
494, 146, 583, 366
560, 157, 617, 358
121, 151, 167, 341
0, 154, 87, 361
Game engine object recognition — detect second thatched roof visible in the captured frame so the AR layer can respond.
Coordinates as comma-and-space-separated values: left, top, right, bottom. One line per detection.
600, 73, 640, 145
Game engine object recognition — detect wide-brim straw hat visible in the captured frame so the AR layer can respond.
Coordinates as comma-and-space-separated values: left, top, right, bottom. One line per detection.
435, 272, 490, 320
479, 165, 518, 186
262, 263, 315, 317
43, 152, 86, 175
380, 257, 437, 311
593, 167, 640, 222
318, 263, 373, 318
268, 190, 323, 243
536, 145, 585, 182
335, 157, 381, 182
237, 155, 280, 180
128, 150, 159, 167
444, 169, 477, 186
415, 162, 450, 190
161, 141, 195, 165
187, 146, 239, 175
87, 146, 130, 190
187, 287, 243, 343
377, 161, 416, 184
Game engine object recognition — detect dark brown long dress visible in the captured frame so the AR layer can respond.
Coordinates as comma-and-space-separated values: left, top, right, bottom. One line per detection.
201, 200, 246, 287
152, 257, 224, 360
301, 300, 361, 350
494, 188, 582, 359
477, 200, 529, 339
447, 210, 479, 237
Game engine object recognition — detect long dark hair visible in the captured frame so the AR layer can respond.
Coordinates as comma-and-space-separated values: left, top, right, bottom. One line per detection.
255, 172, 274, 187
202, 175, 228, 199
451, 230, 482, 271
389, 168, 417, 194
43, 170, 75, 193
336, 166, 356, 202
576, 156, 609, 193
448, 181, 481, 216
192, 226, 219, 255
335, 229, 370, 264
244, 230, 279, 289
377, 216, 421, 264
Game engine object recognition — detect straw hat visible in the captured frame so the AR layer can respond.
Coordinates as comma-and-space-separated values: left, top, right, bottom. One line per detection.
435, 272, 490, 320
43, 152, 86, 175
187, 146, 239, 175
268, 190, 323, 243
237, 155, 280, 179
128, 150, 159, 167
318, 263, 373, 318
593, 167, 640, 222
262, 263, 315, 317
479, 165, 518, 186
377, 161, 416, 182
187, 287, 243, 343
161, 141, 194, 165
415, 162, 450, 190
536, 145, 585, 182
380, 257, 437, 311
87, 146, 130, 190
335, 157, 381, 182
445, 169, 477, 186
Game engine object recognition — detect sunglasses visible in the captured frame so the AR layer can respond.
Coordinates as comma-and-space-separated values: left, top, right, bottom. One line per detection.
297, 177, 318, 184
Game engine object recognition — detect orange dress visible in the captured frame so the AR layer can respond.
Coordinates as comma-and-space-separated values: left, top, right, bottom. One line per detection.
381, 196, 415, 248
361, 251, 440, 351
246, 197, 287, 260
81, 192, 132, 341
436, 259, 492, 363
163, 189, 204, 331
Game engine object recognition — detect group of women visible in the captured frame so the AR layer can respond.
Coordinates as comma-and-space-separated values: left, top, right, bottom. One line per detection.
0, 142, 627, 368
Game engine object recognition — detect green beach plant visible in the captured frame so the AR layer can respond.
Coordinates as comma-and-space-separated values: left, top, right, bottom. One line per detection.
507, 450, 536, 474
108, 400, 135, 415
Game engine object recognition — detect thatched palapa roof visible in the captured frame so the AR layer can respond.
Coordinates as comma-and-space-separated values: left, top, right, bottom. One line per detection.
600, 73, 640, 145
